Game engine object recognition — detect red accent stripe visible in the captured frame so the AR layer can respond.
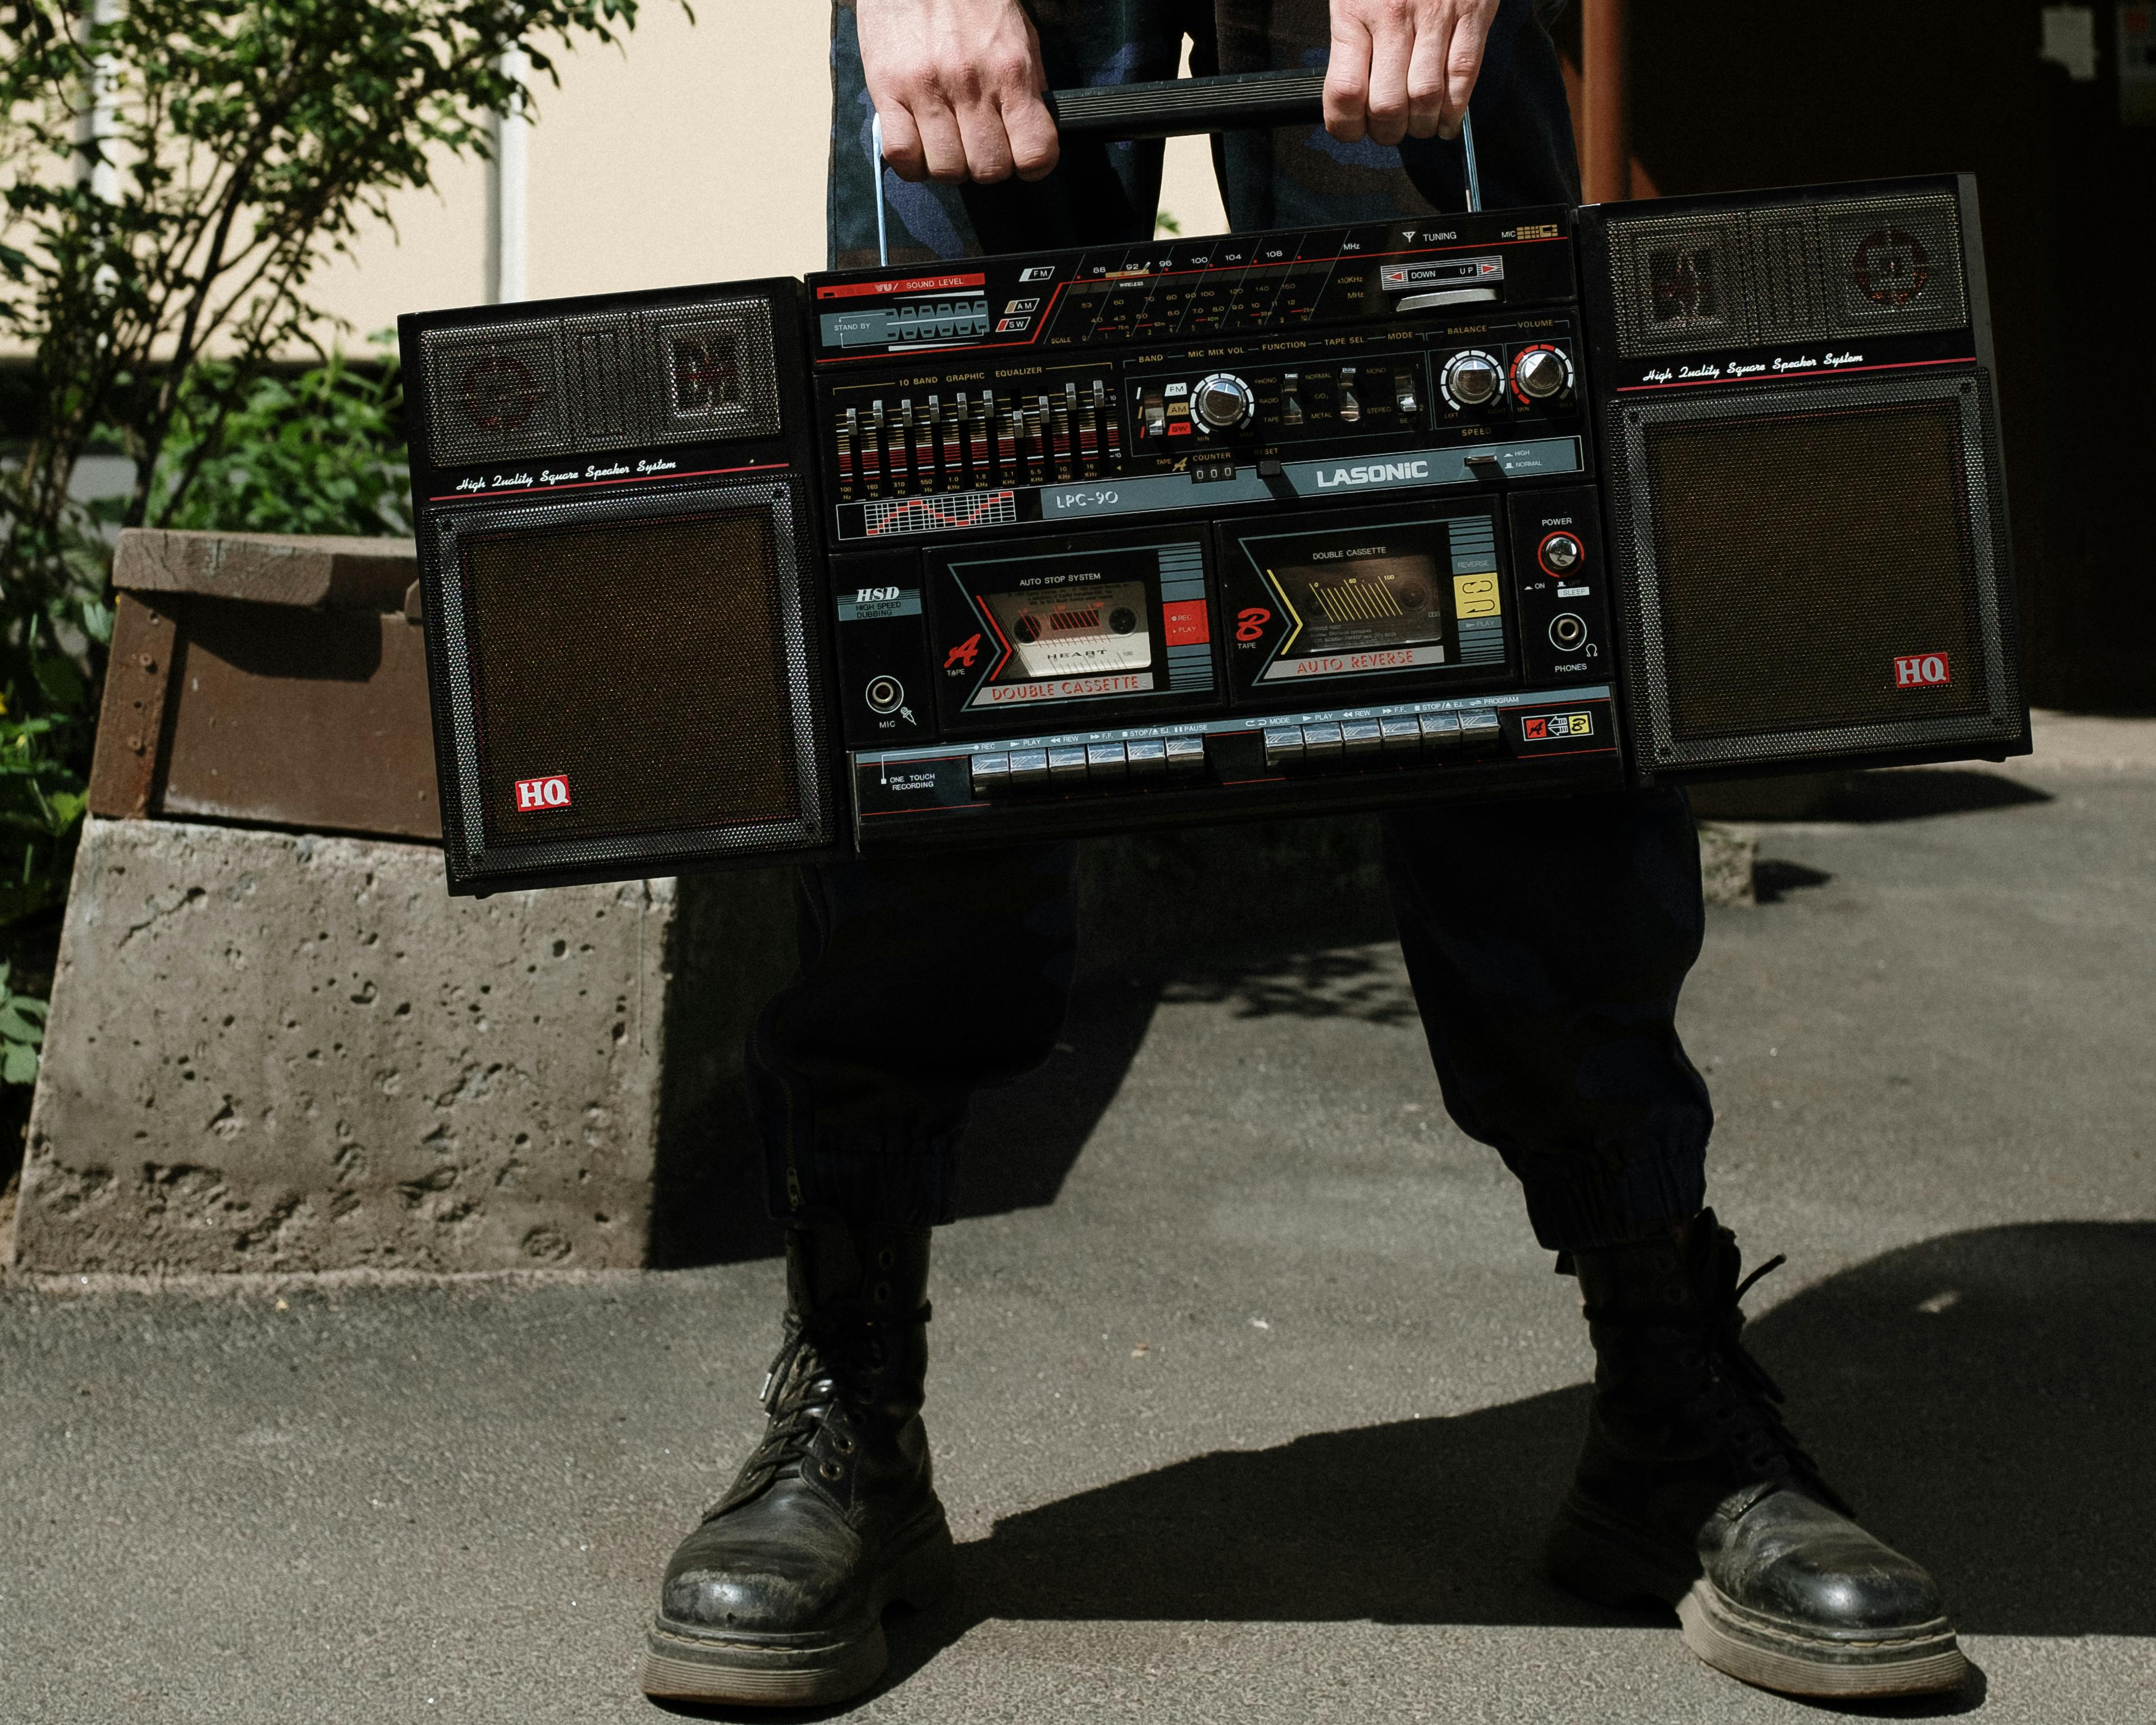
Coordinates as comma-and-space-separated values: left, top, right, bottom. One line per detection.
428, 460, 787, 504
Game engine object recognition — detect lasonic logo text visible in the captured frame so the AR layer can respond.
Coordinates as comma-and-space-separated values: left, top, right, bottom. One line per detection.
1313, 459, 1432, 490
1894, 653, 1951, 688
514, 775, 573, 812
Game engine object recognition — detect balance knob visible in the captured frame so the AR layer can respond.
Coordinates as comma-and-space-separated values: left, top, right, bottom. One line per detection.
1192, 372, 1255, 434
1515, 346, 1571, 401
1443, 351, 1502, 408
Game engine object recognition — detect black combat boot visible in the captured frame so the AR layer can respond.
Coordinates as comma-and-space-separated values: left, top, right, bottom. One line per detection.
640, 1219, 951, 1706
1546, 1210, 1969, 1699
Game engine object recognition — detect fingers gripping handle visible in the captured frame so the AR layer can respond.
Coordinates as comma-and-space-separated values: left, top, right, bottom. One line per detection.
869, 72, 1482, 266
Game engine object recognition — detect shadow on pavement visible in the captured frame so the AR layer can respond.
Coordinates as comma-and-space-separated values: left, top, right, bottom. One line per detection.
1695, 768, 2054, 826
857, 1221, 2147, 1713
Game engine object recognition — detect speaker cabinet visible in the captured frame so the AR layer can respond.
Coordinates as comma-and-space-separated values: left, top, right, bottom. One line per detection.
401, 280, 838, 894
1581, 176, 2028, 779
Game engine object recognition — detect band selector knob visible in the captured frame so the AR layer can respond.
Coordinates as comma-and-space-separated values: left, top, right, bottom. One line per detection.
1193, 372, 1256, 433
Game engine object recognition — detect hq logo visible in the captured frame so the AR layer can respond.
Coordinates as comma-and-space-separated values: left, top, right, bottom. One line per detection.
1893, 653, 1952, 688
513, 774, 572, 812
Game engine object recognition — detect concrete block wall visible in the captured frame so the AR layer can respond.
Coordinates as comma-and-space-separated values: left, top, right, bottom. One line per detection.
7, 818, 794, 1274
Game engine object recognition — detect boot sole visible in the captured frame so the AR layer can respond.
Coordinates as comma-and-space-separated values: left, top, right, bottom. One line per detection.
639, 1513, 955, 1708
1545, 1495, 1970, 1700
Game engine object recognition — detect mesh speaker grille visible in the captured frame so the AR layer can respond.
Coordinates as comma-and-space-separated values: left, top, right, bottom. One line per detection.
418, 295, 783, 468
422, 319, 569, 466
562, 312, 645, 448
1609, 209, 1757, 357
1605, 370, 2020, 772
1821, 193, 1967, 338
638, 299, 781, 445
1605, 191, 1967, 359
430, 481, 831, 878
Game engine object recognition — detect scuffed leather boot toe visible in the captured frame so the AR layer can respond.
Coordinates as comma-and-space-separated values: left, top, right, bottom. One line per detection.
1546, 1213, 1970, 1699
640, 1221, 954, 1708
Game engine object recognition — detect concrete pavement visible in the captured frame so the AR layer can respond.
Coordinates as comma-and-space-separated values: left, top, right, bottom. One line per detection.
2, 717, 2151, 1723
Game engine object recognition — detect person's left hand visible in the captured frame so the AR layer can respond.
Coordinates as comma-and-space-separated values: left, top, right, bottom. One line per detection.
1324, 0, 1502, 146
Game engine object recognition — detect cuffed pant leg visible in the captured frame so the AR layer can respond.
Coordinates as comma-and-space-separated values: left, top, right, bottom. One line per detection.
1380, 789, 1713, 1251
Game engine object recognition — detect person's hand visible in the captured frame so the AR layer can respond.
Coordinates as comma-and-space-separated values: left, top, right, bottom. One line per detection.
1324, 0, 1502, 146
854, 0, 1059, 185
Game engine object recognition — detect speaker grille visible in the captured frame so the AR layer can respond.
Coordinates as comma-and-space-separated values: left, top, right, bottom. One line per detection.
1605, 371, 2020, 772
639, 299, 781, 445
422, 318, 569, 466
429, 481, 832, 878
1608, 209, 1756, 357
1605, 191, 1967, 359
419, 296, 783, 466
1821, 193, 1967, 338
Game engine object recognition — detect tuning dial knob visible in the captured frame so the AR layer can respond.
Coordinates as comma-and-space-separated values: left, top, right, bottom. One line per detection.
1441, 351, 1503, 409
1192, 372, 1255, 434
1514, 346, 1572, 401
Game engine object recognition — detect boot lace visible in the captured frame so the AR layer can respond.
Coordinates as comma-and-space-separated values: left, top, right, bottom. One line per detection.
1593, 1248, 1853, 1516
706, 1300, 927, 1518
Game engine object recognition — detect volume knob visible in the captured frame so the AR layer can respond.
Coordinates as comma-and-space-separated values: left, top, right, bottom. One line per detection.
1514, 346, 1571, 401
1441, 351, 1502, 409
1192, 372, 1255, 434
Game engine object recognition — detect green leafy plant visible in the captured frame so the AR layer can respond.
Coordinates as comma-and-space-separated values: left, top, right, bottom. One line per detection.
153, 338, 411, 538
0, 962, 49, 1087
0, 1, 676, 1111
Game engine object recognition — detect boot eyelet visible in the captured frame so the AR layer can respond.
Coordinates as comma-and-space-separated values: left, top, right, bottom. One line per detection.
832, 1432, 857, 1454
872, 1281, 891, 1305
820, 1460, 845, 1481
877, 1247, 897, 1270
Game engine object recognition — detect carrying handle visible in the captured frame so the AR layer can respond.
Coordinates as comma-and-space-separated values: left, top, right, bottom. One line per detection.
871, 70, 1481, 266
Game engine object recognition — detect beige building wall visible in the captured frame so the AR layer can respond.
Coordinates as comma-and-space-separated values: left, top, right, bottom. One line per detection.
309, 4, 1230, 343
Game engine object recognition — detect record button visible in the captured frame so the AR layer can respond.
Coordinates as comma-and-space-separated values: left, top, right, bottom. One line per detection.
1420, 712, 1463, 749
1086, 742, 1129, 780
1264, 727, 1304, 768
1380, 716, 1423, 754
969, 753, 1011, 795
1300, 721, 1344, 761
1165, 735, 1207, 776
1340, 720, 1384, 759
1126, 738, 1168, 776
1007, 748, 1050, 786
1047, 745, 1090, 784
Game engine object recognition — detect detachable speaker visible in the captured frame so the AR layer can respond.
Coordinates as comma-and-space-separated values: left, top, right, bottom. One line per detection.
1581, 176, 2028, 779
400, 279, 838, 894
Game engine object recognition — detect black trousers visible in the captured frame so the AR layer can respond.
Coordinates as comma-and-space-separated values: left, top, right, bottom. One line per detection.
748, 0, 1713, 1251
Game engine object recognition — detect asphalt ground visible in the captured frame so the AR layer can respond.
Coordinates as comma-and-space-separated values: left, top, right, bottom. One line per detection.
2, 716, 2152, 1724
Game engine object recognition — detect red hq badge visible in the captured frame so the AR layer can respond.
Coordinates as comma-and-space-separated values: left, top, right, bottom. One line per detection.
1893, 653, 1951, 688
513, 774, 572, 812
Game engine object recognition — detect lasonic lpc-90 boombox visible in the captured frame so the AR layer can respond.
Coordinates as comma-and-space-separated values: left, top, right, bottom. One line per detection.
400, 74, 2026, 895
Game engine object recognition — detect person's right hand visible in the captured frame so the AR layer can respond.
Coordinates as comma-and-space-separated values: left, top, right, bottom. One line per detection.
854, 0, 1060, 185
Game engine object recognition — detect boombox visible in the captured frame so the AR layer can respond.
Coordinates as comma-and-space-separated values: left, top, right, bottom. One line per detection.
400, 76, 2026, 895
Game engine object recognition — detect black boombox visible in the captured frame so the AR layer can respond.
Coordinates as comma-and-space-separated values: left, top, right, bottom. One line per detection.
400, 75, 2026, 895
